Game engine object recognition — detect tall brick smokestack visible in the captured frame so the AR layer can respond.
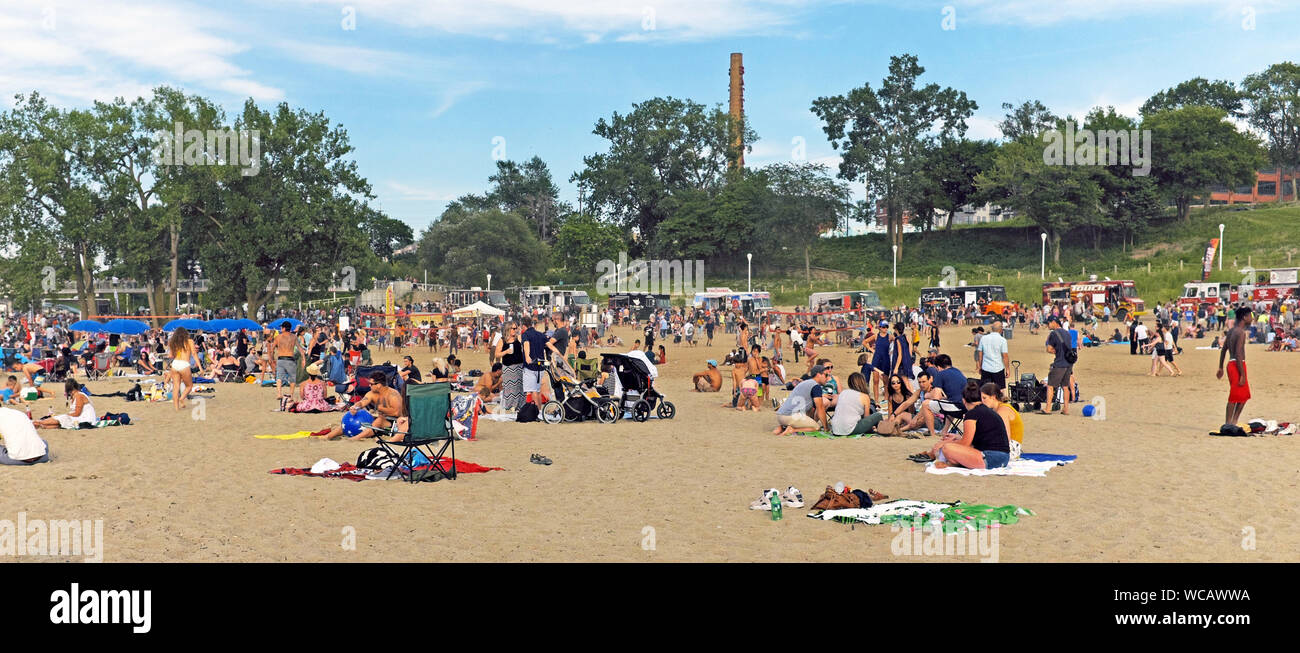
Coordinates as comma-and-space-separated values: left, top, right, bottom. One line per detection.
729, 52, 744, 170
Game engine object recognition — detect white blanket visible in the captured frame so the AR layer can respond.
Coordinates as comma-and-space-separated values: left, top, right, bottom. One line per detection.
808, 499, 954, 524
924, 458, 1071, 477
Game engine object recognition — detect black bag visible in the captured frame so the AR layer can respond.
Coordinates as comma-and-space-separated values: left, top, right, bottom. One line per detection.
516, 402, 539, 423
125, 383, 143, 402
356, 446, 397, 469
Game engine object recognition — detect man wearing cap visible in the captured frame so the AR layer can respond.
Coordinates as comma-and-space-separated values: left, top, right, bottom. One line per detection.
692, 360, 722, 392
772, 365, 830, 435
1043, 315, 1073, 414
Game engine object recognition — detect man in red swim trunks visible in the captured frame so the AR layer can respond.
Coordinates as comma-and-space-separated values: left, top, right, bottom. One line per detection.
1216, 306, 1253, 426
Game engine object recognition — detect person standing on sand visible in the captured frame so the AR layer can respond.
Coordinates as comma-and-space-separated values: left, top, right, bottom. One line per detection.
273, 323, 297, 401
1217, 306, 1253, 427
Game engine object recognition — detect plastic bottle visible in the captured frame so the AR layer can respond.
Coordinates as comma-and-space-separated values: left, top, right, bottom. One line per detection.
769, 492, 783, 521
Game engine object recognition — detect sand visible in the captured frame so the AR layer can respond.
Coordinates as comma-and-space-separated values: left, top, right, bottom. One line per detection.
3, 323, 1298, 562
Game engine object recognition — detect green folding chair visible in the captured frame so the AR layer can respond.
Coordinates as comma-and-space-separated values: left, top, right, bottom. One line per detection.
376, 383, 456, 483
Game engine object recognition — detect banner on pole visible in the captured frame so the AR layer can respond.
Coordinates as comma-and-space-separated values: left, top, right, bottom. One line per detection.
1201, 238, 1219, 281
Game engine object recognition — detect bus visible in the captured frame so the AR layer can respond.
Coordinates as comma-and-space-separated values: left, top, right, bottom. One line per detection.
1041, 279, 1145, 321
919, 285, 1014, 317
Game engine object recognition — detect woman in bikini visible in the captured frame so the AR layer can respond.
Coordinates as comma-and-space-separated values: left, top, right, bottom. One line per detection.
167, 327, 197, 411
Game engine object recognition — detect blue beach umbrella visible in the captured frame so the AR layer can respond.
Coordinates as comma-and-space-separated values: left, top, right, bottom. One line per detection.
101, 319, 150, 335
69, 320, 106, 333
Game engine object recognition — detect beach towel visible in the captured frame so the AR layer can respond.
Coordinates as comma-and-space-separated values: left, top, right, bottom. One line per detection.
451, 394, 481, 440
924, 457, 1073, 476
787, 430, 869, 439
269, 458, 503, 481
1019, 452, 1078, 463
810, 500, 1033, 532
255, 430, 319, 440
808, 499, 955, 525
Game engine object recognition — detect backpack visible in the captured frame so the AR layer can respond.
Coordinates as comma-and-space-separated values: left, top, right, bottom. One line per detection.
516, 402, 539, 423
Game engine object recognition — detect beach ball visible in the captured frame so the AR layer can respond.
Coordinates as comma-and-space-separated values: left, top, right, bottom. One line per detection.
1081, 404, 1095, 418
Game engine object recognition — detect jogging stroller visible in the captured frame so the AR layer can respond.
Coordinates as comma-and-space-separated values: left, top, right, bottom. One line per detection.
600, 353, 676, 422
544, 364, 618, 424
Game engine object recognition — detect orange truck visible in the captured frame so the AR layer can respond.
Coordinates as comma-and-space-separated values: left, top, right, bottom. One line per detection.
1041, 279, 1145, 321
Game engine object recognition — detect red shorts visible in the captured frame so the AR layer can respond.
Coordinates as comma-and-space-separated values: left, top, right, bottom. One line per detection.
1227, 362, 1251, 403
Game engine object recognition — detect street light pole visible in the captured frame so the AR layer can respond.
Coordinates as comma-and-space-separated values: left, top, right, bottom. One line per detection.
747, 253, 752, 292
1218, 223, 1225, 271
487, 274, 492, 292
891, 245, 897, 286
1040, 232, 1048, 279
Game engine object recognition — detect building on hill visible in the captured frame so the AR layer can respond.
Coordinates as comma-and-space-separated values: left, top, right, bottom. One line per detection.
1206, 168, 1299, 205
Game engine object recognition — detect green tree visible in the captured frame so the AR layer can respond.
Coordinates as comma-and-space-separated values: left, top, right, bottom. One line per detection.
488, 157, 568, 243
811, 54, 977, 259
1144, 105, 1265, 222
1141, 77, 1244, 118
998, 100, 1058, 141
0, 93, 110, 317
361, 206, 414, 259
188, 99, 373, 318
916, 137, 997, 230
417, 208, 546, 287
1242, 62, 1300, 199
573, 96, 754, 253
552, 212, 624, 277
978, 137, 1102, 264
757, 162, 852, 279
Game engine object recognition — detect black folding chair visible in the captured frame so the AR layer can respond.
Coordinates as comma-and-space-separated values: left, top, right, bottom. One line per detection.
374, 383, 456, 483
936, 399, 966, 435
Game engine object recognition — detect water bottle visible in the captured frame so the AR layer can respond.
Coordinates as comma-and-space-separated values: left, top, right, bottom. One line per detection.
769, 492, 783, 521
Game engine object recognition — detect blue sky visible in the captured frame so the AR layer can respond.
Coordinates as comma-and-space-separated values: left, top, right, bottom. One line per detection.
1, 0, 1297, 233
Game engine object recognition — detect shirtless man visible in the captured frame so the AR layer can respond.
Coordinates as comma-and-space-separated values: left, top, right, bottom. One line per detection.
355, 372, 404, 429
692, 360, 722, 392
475, 363, 503, 400
1216, 306, 1253, 427
273, 323, 297, 400
8, 361, 42, 386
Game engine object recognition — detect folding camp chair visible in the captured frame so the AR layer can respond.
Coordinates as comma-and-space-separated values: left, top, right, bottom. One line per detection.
935, 399, 966, 435
374, 383, 456, 483
86, 352, 112, 380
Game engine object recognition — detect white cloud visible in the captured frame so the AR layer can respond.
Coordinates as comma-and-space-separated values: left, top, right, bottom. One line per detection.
281, 0, 819, 43
431, 81, 489, 119
940, 0, 1280, 27
385, 181, 463, 202
0, 0, 282, 106
964, 115, 1003, 140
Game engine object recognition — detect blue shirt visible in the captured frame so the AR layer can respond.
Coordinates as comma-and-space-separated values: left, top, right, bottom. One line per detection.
934, 367, 967, 403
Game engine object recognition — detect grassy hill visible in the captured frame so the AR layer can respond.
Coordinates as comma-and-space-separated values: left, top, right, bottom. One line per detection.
734, 203, 1300, 308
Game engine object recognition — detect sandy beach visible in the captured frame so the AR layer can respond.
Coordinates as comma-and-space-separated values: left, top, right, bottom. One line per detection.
3, 323, 1298, 563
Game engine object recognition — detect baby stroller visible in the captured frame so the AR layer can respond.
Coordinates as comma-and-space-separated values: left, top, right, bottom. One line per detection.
600, 353, 676, 422
543, 364, 618, 424
1006, 360, 1047, 412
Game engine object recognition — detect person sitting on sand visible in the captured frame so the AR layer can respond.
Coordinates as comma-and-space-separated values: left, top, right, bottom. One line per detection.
32, 380, 97, 430
915, 383, 1010, 470
693, 360, 722, 392
882, 370, 943, 433
475, 363, 502, 400
287, 363, 337, 413
354, 372, 404, 429
830, 372, 882, 436
0, 406, 50, 465
317, 402, 377, 440
771, 365, 831, 436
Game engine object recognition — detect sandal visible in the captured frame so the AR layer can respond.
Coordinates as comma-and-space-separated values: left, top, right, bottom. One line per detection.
907, 453, 933, 463
867, 489, 888, 502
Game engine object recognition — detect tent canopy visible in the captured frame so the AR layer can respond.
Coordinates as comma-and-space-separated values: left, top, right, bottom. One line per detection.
452, 301, 505, 317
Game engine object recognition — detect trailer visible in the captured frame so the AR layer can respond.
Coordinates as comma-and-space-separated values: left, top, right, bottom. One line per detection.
1041, 279, 1145, 321
920, 285, 1014, 317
